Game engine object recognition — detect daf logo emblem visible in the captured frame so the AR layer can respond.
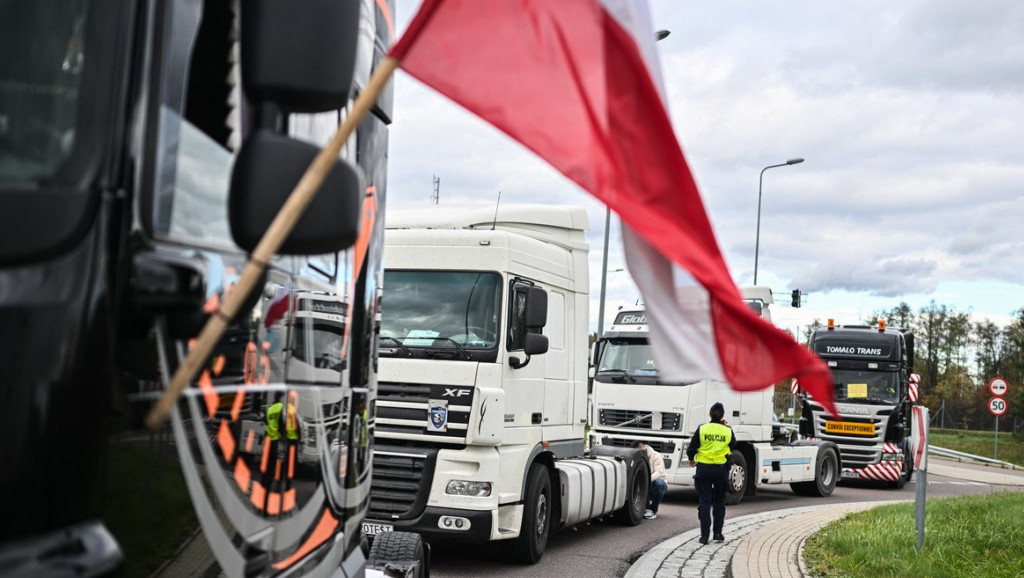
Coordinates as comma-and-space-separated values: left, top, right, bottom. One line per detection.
428, 402, 449, 432
443, 388, 472, 398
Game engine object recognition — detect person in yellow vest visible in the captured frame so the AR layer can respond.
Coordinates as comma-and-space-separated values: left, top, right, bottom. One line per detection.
686, 402, 736, 544
262, 393, 300, 512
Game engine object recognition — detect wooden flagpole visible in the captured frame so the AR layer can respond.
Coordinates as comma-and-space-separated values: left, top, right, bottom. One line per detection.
145, 57, 400, 430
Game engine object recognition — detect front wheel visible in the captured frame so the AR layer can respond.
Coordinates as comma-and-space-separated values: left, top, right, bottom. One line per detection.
506, 464, 551, 564
614, 451, 650, 526
724, 451, 748, 506
791, 445, 838, 497
367, 531, 428, 578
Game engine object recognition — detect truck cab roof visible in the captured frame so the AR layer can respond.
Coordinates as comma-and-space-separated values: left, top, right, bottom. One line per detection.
387, 204, 589, 252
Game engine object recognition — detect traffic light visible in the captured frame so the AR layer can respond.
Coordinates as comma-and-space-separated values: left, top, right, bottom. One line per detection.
791, 289, 802, 308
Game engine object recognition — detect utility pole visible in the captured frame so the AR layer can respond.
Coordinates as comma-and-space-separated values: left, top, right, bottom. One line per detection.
431, 174, 440, 205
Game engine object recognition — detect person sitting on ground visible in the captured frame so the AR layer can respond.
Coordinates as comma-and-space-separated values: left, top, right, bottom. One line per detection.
634, 440, 668, 520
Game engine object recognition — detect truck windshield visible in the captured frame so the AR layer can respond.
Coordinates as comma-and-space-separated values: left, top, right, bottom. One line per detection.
831, 369, 900, 404
596, 338, 659, 382
0, 1, 90, 183
381, 271, 501, 349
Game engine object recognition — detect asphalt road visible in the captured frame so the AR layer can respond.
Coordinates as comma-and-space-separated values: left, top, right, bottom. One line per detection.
425, 460, 1022, 578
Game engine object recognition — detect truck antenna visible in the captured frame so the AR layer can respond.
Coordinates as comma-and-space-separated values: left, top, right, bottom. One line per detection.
491, 191, 501, 230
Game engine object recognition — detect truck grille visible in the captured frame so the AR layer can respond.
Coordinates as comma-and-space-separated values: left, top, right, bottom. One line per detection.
598, 436, 676, 455
809, 403, 891, 468
598, 409, 681, 431
369, 446, 438, 520
376, 381, 473, 444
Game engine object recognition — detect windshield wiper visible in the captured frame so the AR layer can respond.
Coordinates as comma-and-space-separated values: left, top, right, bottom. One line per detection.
423, 337, 471, 360
597, 369, 635, 383
379, 336, 413, 358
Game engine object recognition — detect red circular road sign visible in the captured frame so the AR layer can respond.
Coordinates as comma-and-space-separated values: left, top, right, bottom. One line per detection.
989, 397, 1009, 416
989, 377, 1009, 397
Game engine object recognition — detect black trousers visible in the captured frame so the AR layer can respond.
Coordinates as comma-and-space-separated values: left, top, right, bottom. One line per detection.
694, 462, 728, 538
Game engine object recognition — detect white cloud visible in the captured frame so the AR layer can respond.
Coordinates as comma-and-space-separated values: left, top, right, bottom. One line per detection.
388, 0, 1024, 329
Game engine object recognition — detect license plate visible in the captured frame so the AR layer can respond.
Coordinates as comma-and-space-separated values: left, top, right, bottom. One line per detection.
841, 470, 860, 479
824, 420, 875, 436
361, 521, 394, 536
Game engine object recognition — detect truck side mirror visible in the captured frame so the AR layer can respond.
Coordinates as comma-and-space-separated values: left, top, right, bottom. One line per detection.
228, 0, 365, 255
241, 0, 361, 113
525, 286, 548, 328
591, 341, 603, 371
524, 333, 549, 356
508, 283, 549, 369
229, 130, 362, 254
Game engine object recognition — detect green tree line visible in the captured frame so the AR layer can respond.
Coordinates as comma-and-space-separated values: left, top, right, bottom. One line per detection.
803, 302, 1024, 432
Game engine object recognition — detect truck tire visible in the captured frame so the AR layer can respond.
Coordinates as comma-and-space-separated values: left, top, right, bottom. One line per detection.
367, 531, 428, 578
507, 463, 551, 564
614, 453, 650, 526
724, 451, 748, 506
791, 445, 839, 497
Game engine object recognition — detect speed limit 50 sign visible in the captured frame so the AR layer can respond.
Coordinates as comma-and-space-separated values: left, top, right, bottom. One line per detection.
989, 397, 1008, 416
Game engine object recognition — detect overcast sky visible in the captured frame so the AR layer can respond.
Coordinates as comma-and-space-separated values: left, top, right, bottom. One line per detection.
385, 0, 1024, 336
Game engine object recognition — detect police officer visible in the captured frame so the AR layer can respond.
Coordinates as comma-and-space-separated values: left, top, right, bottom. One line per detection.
262, 392, 300, 513
686, 402, 736, 544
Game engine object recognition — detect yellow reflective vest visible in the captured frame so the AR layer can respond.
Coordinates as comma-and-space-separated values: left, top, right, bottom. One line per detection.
694, 422, 733, 465
266, 402, 299, 441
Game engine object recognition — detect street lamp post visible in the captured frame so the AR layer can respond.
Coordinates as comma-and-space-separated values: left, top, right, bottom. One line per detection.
598, 207, 612, 336
754, 157, 804, 285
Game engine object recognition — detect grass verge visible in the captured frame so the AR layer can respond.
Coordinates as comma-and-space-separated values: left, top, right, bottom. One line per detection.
803, 492, 1024, 578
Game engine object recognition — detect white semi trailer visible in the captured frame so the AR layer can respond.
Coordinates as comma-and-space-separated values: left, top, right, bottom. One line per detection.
590, 288, 840, 504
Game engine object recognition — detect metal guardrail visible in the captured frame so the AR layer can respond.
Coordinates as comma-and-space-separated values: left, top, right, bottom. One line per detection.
928, 444, 1023, 470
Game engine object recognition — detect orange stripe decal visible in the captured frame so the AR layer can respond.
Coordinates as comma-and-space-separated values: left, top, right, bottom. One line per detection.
340, 189, 378, 358
283, 488, 296, 512
213, 354, 226, 376
245, 428, 255, 453
217, 419, 235, 461
288, 444, 296, 479
199, 370, 219, 417
272, 509, 339, 570
267, 492, 281, 516
260, 437, 271, 473
250, 482, 266, 511
234, 460, 251, 492
231, 387, 245, 422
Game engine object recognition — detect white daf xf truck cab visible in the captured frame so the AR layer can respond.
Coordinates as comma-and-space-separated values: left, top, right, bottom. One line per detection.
364, 204, 650, 563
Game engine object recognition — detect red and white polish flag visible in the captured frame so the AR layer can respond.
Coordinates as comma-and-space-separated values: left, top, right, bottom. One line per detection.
389, 0, 837, 416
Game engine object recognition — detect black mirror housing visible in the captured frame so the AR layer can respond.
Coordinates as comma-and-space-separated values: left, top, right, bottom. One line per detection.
524, 333, 549, 356
229, 130, 362, 255
241, 0, 362, 113
525, 286, 548, 328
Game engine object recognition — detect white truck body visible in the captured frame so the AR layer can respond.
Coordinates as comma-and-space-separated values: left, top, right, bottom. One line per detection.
365, 205, 648, 563
590, 288, 839, 503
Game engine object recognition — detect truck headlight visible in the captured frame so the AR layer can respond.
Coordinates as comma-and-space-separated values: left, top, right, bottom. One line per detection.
445, 480, 492, 497
881, 451, 903, 462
